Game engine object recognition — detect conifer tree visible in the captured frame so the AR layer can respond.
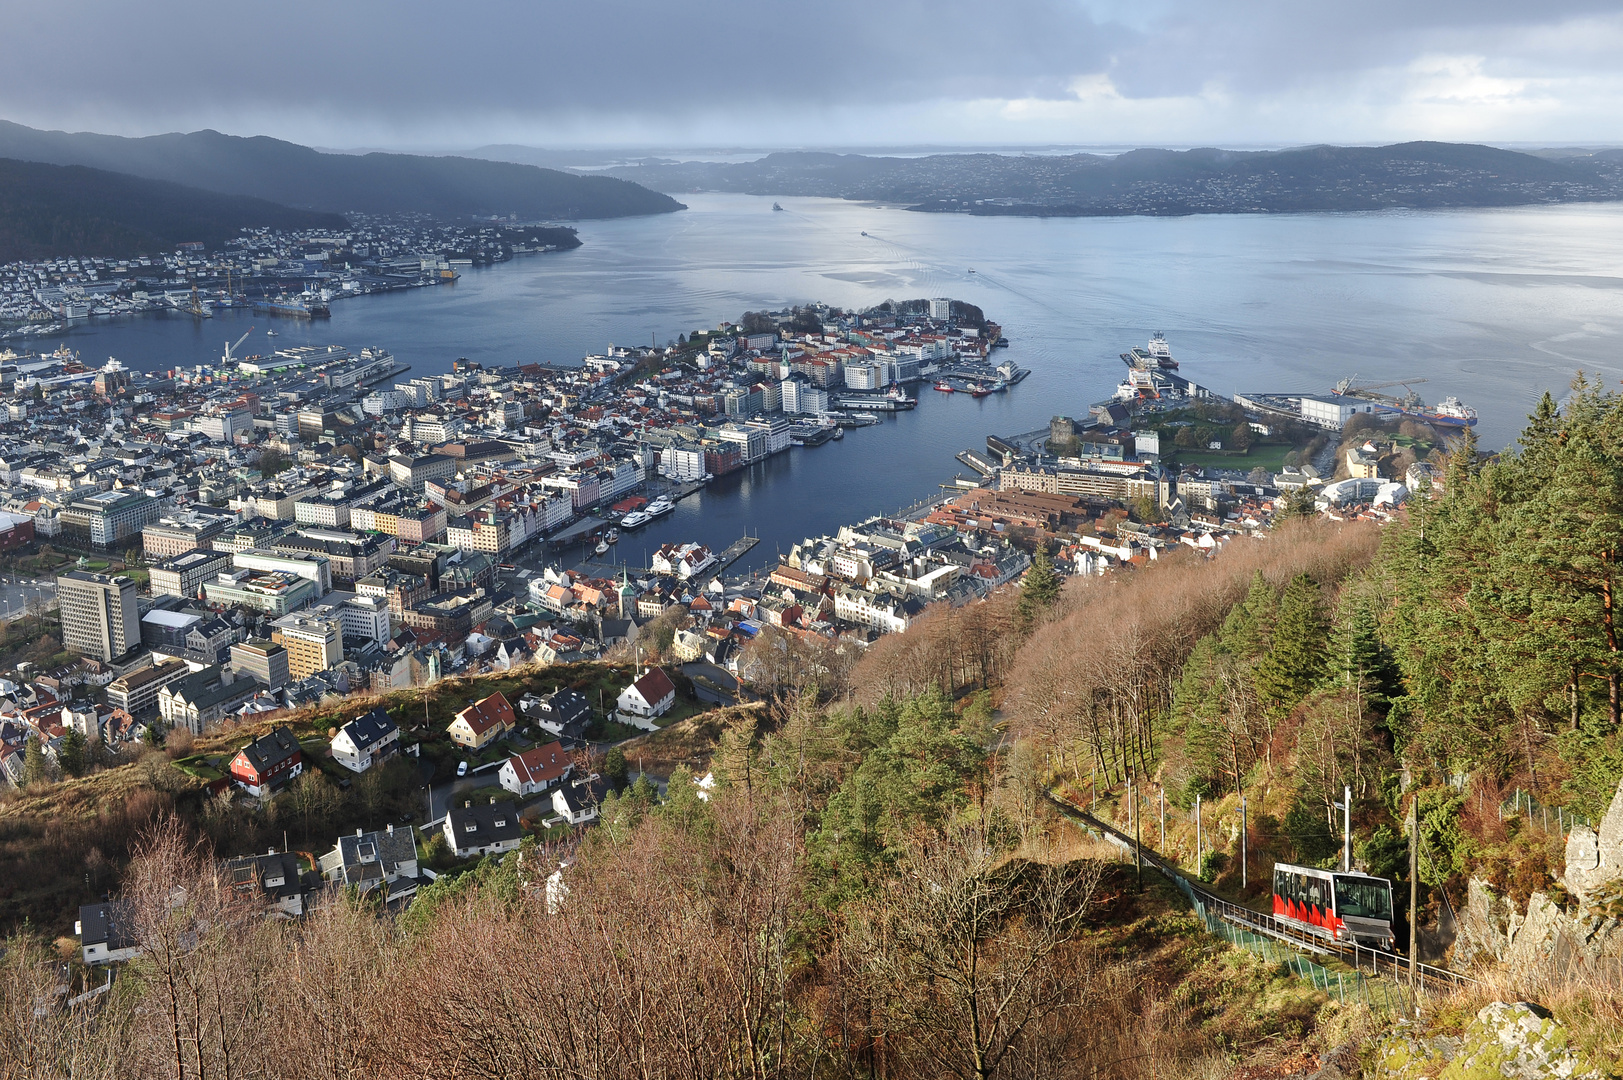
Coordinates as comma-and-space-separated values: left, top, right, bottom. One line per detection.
1255, 574, 1328, 715
22, 735, 49, 786
1016, 544, 1060, 631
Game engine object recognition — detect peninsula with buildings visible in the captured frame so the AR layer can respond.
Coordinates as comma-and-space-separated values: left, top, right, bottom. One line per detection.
0, 296, 1030, 790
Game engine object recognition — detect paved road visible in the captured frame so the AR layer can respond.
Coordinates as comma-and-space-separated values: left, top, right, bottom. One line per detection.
0, 576, 55, 622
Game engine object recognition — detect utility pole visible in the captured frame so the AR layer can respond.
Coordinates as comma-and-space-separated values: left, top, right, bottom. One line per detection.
1408, 798, 1419, 974
1241, 796, 1248, 890
1336, 784, 1352, 872
1195, 793, 1203, 873
1134, 783, 1143, 889
1159, 787, 1166, 852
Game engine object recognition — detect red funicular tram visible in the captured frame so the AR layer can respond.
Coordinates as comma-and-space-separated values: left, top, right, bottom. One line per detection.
1272, 862, 1395, 950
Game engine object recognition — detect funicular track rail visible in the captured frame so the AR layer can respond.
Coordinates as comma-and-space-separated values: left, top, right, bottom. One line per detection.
1047, 791, 1475, 993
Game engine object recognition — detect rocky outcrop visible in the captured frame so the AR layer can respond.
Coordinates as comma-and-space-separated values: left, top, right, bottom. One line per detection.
1371, 1002, 1601, 1080
1564, 779, 1623, 899
1452, 779, 1623, 974
1453, 877, 1517, 968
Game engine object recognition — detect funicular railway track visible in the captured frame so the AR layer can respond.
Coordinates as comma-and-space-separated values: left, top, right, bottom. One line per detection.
1046, 791, 1475, 994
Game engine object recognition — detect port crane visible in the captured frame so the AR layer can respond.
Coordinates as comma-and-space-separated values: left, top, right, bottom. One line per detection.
187, 285, 212, 319
222, 326, 255, 364
1333, 374, 1428, 409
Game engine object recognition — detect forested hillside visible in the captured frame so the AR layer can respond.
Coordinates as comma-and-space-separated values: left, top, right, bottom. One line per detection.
0, 120, 685, 220
5, 379, 1623, 1077
0, 157, 347, 261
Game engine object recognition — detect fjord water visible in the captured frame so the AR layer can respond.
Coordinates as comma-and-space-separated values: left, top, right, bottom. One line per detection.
54, 194, 1623, 570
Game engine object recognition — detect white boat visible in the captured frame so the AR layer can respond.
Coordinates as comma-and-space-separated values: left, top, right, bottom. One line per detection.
621, 511, 650, 528
646, 499, 675, 518
606, 528, 619, 544
594, 541, 609, 556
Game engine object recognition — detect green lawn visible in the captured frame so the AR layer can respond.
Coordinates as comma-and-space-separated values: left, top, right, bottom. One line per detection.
1168, 443, 1293, 472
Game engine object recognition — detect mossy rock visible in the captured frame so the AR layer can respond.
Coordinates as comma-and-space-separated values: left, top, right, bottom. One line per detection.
1371, 1002, 1601, 1080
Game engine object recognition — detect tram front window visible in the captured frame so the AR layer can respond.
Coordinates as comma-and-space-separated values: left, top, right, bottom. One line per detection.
1334, 877, 1392, 920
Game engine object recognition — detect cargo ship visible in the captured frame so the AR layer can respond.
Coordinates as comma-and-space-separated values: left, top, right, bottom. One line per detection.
254, 294, 331, 319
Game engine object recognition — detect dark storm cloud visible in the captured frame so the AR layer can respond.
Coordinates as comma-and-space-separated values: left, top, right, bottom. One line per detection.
1, 0, 1619, 142
0, 0, 1126, 121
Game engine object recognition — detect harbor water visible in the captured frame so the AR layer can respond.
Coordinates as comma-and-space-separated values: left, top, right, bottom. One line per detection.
31, 194, 1623, 571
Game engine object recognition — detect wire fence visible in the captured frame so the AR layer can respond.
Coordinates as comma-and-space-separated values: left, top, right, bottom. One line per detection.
1171, 873, 1416, 1014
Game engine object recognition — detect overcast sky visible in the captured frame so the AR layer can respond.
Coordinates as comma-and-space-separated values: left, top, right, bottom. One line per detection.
3, 0, 1622, 150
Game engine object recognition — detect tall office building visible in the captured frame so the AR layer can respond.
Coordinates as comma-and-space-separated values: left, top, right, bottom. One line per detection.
269, 613, 343, 681
56, 571, 139, 662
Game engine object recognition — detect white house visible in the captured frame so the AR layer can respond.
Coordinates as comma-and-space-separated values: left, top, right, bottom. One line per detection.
651, 542, 716, 580
616, 667, 677, 720
552, 777, 600, 825
330, 708, 400, 773
443, 799, 524, 858
76, 902, 139, 966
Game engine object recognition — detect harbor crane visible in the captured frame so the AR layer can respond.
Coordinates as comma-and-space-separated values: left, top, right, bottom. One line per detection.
223, 326, 255, 363
1333, 374, 1428, 409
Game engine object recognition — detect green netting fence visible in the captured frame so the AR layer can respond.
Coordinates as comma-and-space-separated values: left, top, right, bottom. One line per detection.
1172, 871, 1414, 1014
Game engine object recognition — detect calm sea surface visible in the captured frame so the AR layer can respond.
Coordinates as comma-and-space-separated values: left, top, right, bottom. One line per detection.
35, 195, 1623, 570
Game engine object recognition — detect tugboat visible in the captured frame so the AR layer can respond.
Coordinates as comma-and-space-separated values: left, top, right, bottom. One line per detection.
934, 380, 956, 393
968, 382, 993, 398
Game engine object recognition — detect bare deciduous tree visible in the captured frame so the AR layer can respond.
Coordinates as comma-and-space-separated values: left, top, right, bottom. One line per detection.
851, 824, 1105, 1080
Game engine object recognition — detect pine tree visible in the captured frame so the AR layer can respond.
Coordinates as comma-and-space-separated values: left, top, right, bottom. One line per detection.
22, 735, 49, 786
602, 746, 629, 790
1017, 544, 1060, 631
59, 729, 86, 777
1255, 574, 1328, 715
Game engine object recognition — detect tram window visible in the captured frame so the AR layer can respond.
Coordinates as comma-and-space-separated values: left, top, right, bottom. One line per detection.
1334, 877, 1393, 919
1308, 880, 1323, 907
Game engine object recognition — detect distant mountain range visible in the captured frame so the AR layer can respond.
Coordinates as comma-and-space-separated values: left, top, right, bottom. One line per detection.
0, 120, 685, 221
0, 157, 347, 263
587, 143, 1623, 216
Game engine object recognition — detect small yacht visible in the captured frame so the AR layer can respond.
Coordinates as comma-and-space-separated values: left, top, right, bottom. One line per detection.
594, 540, 609, 556
606, 528, 619, 544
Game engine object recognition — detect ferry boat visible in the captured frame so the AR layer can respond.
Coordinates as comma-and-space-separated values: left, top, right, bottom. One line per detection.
646, 498, 675, 518
621, 511, 650, 528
